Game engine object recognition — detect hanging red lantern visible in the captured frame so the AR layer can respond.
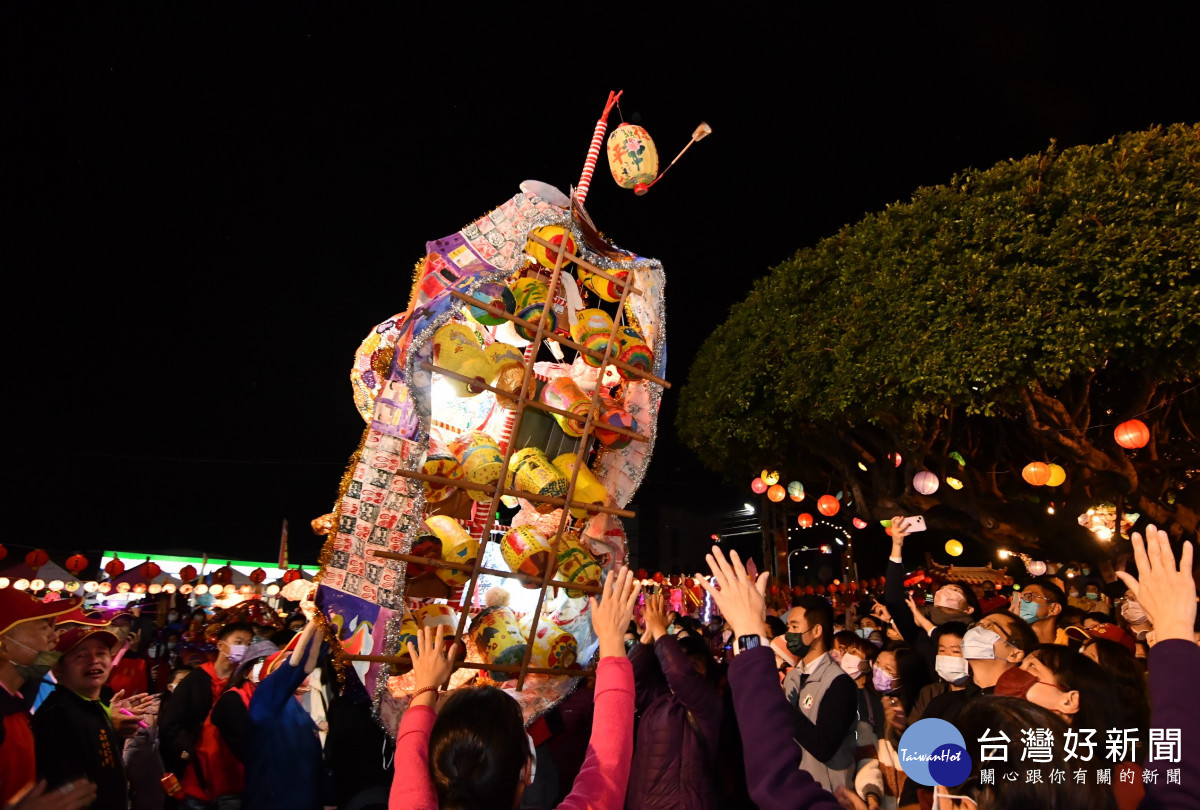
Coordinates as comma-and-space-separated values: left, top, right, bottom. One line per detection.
797, 513, 814, 529
250, 568, 267, 584
817, 495, 840, 516
767, 484, 786, 502
652, 572, 664, 584
65, 554, 87, 575
1022, 462, 1051, 486
179, 565, 198, 582
636, 568, 648, 580
104, 556, 125, 577
1114, 419, 1150, 450
815, 584, 826, 595
804, 585, 815, 595
0, 544, 7, 563
143, 559, 162, 580
25, 549, 49, 570
282, 568, 302, 584
683, 577, 694, 589
213, 564, 234, 586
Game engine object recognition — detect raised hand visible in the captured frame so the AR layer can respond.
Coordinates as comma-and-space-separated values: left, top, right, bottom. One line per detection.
590, 567, 642, 659
408, 624, 454, 706
701, 546, 769, 640
643, 592, 670, 641
1116, 525, 1196, 643
889, 515, 915, 557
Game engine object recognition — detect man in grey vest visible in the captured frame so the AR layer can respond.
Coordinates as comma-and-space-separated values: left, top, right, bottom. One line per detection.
781, 595, 858, 793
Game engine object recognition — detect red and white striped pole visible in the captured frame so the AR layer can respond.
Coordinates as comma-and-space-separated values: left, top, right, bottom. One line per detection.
575, 90, 622, 206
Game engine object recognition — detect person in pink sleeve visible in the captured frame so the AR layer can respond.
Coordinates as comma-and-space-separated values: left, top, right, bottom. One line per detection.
390, 568, 642, 810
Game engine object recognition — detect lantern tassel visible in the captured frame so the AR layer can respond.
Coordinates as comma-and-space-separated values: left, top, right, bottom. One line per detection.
636, 122, 712, 196
574, 90, 623, 206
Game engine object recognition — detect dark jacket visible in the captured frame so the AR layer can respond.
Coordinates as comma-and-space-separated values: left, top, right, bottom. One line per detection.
243, 653, 328, 809
626, 636, 722, 810
726, 646, 841, 810
32, 686, 126, 809
1142, 639, 1200, 809
158, 663, 220, 776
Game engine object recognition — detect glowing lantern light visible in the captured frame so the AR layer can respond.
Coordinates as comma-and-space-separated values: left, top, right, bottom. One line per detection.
750, 477, 768, 494
913, 471, 940, 495
1045, 464, 1067, 487
65, 554, 88, 575
179, 584, 193, 595
25, 549, 49, 570
857, 462, 868, 471
14, 579, 30, 591
48, 580, 64, 591
163, 583, 176, 594
1022, 462, 1051, 486
132, 584, 146, 594
817, 495, 840, 516
767, 484, 786, 502
0, 578, 8, 589
83, 581, 98, 592
1114, 420, 1149, 450
148, 583, 162, 595
945, 539, 964, 557
761, 470, 780, 486
30, 579, 45, 592
890, 452, 903, 468
97, 582, 112, 594
1027, 560, 1048, 577
194, 584, 209, 595
787, 481, 805, 501
266, 584, 281, 596
945, 476, 964, 490
64, 581, 80, 592
239, 585, 252, 595
104, 556, 125, 578
852, 517, 868, 529
797, 513, 814, 529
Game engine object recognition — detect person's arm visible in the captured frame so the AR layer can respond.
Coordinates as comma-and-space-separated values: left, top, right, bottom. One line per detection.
388, 705, 438, 810
157, 669, 208, 771
210, 690, 252, 763
788, 673, 858, 763
627, 639, 665, 714
653, 635, 721, 726
31, 701, 88, 787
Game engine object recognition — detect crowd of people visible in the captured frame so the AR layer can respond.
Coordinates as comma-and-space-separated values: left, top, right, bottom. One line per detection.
0, 521, 1196, 809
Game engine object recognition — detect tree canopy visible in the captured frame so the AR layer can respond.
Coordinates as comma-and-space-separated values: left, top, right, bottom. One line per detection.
677, 123, 1200, 558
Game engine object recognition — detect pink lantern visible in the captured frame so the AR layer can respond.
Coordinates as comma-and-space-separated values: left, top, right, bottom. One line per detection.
750, 477, 768, 494
913, 471, 939, 495
852, 518, 868, 529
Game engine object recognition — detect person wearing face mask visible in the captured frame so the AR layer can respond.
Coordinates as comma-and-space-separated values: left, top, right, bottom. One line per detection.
1119, 593, 1154, 640
1010, 579, 1069, 645
781, 596, 859, 794
159, 621, 255, 793
907, 622, 980, 726
960, 612, 1037, 693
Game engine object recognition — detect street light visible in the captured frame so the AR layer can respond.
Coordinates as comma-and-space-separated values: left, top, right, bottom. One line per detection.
787, 549, 804, 590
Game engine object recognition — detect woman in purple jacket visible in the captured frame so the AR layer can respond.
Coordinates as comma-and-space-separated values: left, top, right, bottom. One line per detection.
626, 593, 722, 810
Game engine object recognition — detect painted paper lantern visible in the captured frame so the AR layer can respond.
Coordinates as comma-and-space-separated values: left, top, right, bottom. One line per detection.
852, 517, 868, 529
526, 224, 577, 270
1045, 464, 1067, 487
509, 277, 558, 340
25, 549, 48, 570
570, 309, 615, 367
529, 623, 578, 669
577, 264, 630, 303
1022, 462, 1051, 486
433, 321, 495, 396
767, 484, 786, 502
143, 560, 162, 580
913, 471, 940, 495
425, 515, 480, 590
761, 470, 780, 486
1114, 419, 1150, 450
594, 404, 637, 450
471, 606, 528, 667
890, 452, 903, 468
607, 123, 659, 190
945, 539, 964, 557
552, 453, 607, 518
422, 443, 464, 502
65, 554, 87, 575
540, 376, 592, 437
249, 568, 267, 584
282, 568, 302, 584
485, 343, 526, 408
556, 536, 603, 597
750, 477, 768, 494
787, 481, 805, 501
817, 495, 840, 516
615, 326, 653, 379
467, 281, 516, 325
500, 527, 555, 586
449, 432, 505, 502
508, 447, 570, 514
104, 556, 125, 577
179, 565, 197, 582
797, 513, 814, 529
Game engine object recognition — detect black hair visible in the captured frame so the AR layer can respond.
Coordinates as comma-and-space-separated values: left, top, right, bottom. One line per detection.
931, 620, 969, 645
625, 621, 638, 636
952, 697, 1117, 809
429, 686, 529, 810
1079, 637, 1151, 749
1082, 611, 1110, 625
677, 633, 720, 685
217, 621, 255, 642
169, 665, 192, 682
790, 596, 834, 648
990, 612, 1038, 654
831, 630, 877, 663
1027, 577, 1067, 608
1058, 605, 1085, 628
1028, 645, 1124, 755
936, 582, 983, 618
883, 645, 932, 716
225, 656, 270, 691
764, 615, 786, 639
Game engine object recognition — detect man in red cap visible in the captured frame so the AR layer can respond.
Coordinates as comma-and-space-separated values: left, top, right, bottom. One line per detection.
0, 590, 96, 809
31, 625, 145, 810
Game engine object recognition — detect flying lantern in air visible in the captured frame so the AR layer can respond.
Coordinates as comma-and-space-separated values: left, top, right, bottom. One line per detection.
767, 484, 786, 503
1045, 464, 1067, 487
750, 477, 768, 494
945, 539, 964, 557
1114, 419, 1150, 450
913, 471, 939, 495
607, 123, 659, 192
817, 495, 840, 516
1022, 462, 1051, 486
797, 513, 814, 529
787, 481, 805, 501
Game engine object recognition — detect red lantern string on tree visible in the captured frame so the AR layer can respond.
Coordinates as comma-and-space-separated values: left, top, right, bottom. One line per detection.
65, 554, 87, 575
797, 513, 814, 529
250, 568, 267, 584
104, 556, 125, 578
143, 559, 162, 580
180, 565, 198, 582
25, 549, 49, 570
817, 495, 840, 516
1114, 419, 1150, 449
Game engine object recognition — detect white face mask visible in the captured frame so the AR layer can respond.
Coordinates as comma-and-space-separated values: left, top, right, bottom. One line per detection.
935, 654, 971, 684
839, 652, 867, 678
961, 625, 1000, 661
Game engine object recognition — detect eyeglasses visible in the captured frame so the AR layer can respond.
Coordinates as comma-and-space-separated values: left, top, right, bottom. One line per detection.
1020, 592, 1049, 603
975, 618, 1017, 647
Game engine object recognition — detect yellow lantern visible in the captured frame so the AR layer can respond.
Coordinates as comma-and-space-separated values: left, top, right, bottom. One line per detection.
615, 326, 653, 378
509, 277, 557, 340
945, 539, 964, 557
1046, 464, 1067, 487
607, 123, 659, 189
570, 308, 615, 367
552, 453, 608, 518
422, 443, 463, 502
485, 343, 526, 408
471, 605, 528, 667
508, 448, 570, 513
761, 470, 780, 486
424, 515, 479, 590
539, 377, 591, 437
500, 527, 555, 585
556, 535, 603, 597
526, 224, 576, 270
432, 322, 495, 396
528, 622, 578, 669
449, 432, 504, 502
577, 264, 629, 303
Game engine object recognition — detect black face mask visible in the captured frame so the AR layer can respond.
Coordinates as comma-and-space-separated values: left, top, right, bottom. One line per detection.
785, 630, 812, 657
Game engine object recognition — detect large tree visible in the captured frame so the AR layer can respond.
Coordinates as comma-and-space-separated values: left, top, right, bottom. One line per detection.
678, 124, 1200, 559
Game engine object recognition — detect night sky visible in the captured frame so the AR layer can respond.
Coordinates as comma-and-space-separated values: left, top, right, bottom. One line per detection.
5, 5, 1198, 568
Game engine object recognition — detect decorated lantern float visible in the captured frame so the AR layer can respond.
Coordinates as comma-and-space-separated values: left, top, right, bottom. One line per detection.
311, 90, 693, 733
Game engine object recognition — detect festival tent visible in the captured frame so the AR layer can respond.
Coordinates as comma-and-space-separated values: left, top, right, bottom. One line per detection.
0, 559, 75, 584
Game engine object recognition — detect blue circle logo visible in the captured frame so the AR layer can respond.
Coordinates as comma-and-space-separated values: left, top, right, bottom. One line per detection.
896, 718, 972, 787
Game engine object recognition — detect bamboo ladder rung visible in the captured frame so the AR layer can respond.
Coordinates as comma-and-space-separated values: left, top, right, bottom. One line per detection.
338, 652, 593, 679
368, 549, 603, 596
525, 233, 643, 296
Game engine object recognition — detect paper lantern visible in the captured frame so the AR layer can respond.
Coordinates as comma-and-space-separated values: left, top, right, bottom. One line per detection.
576, 263, 630, 303
817, 495, 840, 516
250, 568, 267, 584
194, 583, 208, 595
422, 444, 463, 502
852, 517, 868, 529
509, 277, 558, 340
750, 477, 768, 494
1027, 560, 1048, 577
508, 447, 570, 514
615, 326, 653, 379
30, 579, 45, 592
767, 484, 786, 502
213, 564, 235, 586
148, 583, 162, 595
104, 556, 125, 577
540, 377, 591, 437
471, 606, 528, 666
0, 544, 6, 563
529, 623, 577, 669
607, 123, 659, 189
571, 309, 615, 367
485, 343, 526, 409
761, 470, 780, 486
467, 281, 516, 325
787, 481, 805, 501
163, 583, 176, 594
179, 565, 197, 582
450, 432, 505, 502
266, 584, 280, 596
797, 513, 814, 529
282, 569, 302, 584
65, 554, 87, 575
1114, 419, 1150, 450
25, 549, 48, 570
556, 536, 602, 597
1022, 462, 1051, 486
913, 471, 940, 495
425, 515, 480, 590
552, 454, 607, 518
594, 404, 637, 450
1045, 464, 1067, 487
945, 539, 964, 557
143, 559, 162, 580
500, 527, 555, 586
526, 224, 577, 270
945, 476, 964, 490
433, 322, 495, 396
13, 579, 29, 591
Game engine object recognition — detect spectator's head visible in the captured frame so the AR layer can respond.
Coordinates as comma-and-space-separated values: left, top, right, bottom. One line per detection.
216, 622, 255, 667
929, 583, 980, 625
1014, 579, 1065, 628
830, 631, 876, 681
1058, 605, 1085, 629
429, 686, 533, 809
54, 627, 119, 700
764, 615, 786, 640
932, 621, 971, 685
678, 634, 719, 685
0, 592, 75, 687
1084, 582, 1104, 603
1081, 612, 1109, 630
963, 613, 1035, 688
1079, 637, 1151, 738
168, 665, 191, 692
624, 621, 638, 645
786, 596, 834, 659
1014, 646, 1121, 736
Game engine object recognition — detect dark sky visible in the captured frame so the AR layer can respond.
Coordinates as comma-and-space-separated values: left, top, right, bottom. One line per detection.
4, 4, 1198, 566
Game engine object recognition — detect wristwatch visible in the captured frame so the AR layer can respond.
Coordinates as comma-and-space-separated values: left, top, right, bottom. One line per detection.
735, 634, 763, 655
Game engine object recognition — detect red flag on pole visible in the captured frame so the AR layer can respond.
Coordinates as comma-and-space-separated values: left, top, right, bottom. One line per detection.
278, 519, 289, 569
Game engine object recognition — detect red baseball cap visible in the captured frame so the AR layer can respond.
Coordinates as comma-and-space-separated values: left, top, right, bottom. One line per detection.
55, 606, 113, 628
1086, 623, 1136, 654
55, 626, 119, 656
0, 591, 82, 637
